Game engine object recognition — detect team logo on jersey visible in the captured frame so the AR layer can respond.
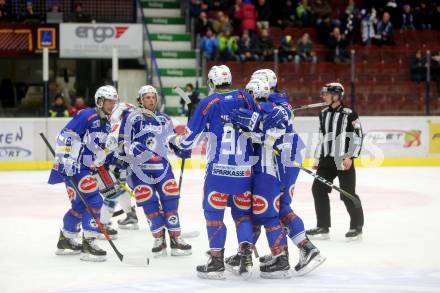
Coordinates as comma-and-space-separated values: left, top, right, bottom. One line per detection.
208, 192, 228, 209
212, 164, 251, 178
289, 185, 295, 198
167, 215, 179, 225
89, 219, 98, 229
274, 193, 282, 212
78, 176, 98, 193
252, 195, 268, 215
162, 179, 179, 196
66, 187, 76, 201
233, 192, 252, 210
134, 185, 153, 203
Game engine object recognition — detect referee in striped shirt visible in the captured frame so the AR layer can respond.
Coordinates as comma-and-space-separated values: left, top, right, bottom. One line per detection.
306, 82, 364, 240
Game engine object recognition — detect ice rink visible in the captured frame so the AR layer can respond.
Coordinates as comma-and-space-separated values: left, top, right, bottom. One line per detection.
1, 167, 439, 293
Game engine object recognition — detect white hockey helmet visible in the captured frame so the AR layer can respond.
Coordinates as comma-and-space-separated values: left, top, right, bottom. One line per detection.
207, 65, 232, 91
323, 82, 345, 99
245, 78, 270, 100
137, 85, 158, 107
251, 69, 277, 89
94, 85, 118, 108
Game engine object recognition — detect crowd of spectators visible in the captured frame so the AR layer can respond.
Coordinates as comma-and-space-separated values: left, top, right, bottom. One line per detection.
48, 94, 89, 117
0, 0, 91, 23
192, 0, 440, 63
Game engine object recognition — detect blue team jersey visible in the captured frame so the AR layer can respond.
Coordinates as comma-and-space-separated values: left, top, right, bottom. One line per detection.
48, 108, 110, 184
178, 89, 260, 194
121, 109, 175, 173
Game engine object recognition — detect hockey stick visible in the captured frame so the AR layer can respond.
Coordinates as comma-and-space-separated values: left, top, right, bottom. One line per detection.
291, 102, 327, 111
40, 132, 150, 266
292, 162, 361, 208
174, 87, 193, 192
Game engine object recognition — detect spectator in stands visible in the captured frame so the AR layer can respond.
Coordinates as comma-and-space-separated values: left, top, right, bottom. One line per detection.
342, 6, 360, 45
0, 0, 12, 22
49, 94, 69, 118
278, 35, 295, 63
399, 4, 415, 31
238, 30, 260, 61
208, 0, 226, 11
317, 16, 334, 45
345, 0, 357, 15
190, 0, 203, 18
180, 83, 199, 115
414, 2, 432, 30
212, 11, 233, 35
257, 27, 274, 61
228, 0, 242, 28
373, 11, 394, 46
68, 96, 88, 117
296, 0, 313, 27
294, 33, 317, 64
384, 0, 398, 23
360, 8, 376, 45
234, 0, 257, 34
410, 50, 426, 83
71, 3, 91, 23
21, 1, 41, 23
327, 27, 349, 63
200, 27, 218, 60
312, 0, 331, 26
275, 0, 296, 29
431, 51, 440, 95
255, 0, 272, 30
218, 29, 239, 61
195, 11, 212, 35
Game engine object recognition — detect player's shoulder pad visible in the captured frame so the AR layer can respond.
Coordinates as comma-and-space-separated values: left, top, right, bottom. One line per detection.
77, 108, 98, 121
156, 112, 171, 124
200, 94, 221, 116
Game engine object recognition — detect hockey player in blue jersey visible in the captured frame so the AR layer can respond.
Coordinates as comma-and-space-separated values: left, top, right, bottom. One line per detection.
95, 102, 139, 239
121, 85, 192, 257
229, 78, 293, 278
228, 69, 325, 276
170, 65, 261, 279
48, 85, 118, 262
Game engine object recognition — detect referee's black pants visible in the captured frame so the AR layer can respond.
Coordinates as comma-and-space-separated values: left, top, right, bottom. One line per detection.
311, 156, 364, 230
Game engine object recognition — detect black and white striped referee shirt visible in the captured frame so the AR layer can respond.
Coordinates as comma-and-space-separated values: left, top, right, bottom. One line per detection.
314, 104, 363, 159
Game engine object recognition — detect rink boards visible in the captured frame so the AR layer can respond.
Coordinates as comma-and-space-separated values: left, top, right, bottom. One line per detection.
0, 116, 440, 170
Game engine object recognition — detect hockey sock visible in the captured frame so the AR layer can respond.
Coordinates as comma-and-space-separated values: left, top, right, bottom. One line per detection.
82, 207, 101, 238
280, 211, 306, 245
62, 209, 81, 238
119, 192, 133, 214
142, 202, 166, 234
204, 210, 227, 250
231, 209, 253, 245
100, 198, 116, 225
252, 224, 262, 245
264, 217, 287, 256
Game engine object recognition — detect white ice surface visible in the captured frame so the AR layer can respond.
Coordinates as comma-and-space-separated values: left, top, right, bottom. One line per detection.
0, 167, 439, 293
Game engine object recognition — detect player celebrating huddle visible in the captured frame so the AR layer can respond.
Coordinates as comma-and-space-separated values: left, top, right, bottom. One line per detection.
121, 85, 192, 257
49, 85, 118, 262
171, 65, 261, 279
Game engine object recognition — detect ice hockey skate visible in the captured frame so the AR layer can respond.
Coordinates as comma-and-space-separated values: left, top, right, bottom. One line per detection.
80, 237, 106, 262
55, 230, 82, 255
224, 253, 240, 274
196, 249, 226, 280
117, 208, 139, 230
295, 239, 326, 276
345, 228, 363, 241
260, 251, 292, 279
152, 233, 167, 257
170, 233, 192, 256
306, 227, 330, 240
238, 243, 253, 280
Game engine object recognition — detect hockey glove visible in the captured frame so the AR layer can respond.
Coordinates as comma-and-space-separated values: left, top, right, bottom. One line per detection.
263, 106, 289, 132
169, 142, 192, 159
229, 108, 262, 132
62, 157, 79, 177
